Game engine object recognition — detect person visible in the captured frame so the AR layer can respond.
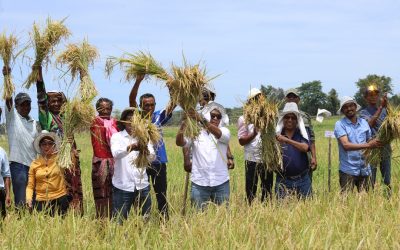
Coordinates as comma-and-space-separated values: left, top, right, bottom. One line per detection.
110, 108, 154, 224
129, 75, 175, 220
35, 65, 84, 213
90, 98, 119, 218
3, 66, 40, 209
275, 102, 312, 199
334, 96, 381, 193
237, 88, 273, 204
26, 131, 69, 217
176, 102, 231, 210
284, 88, 317, 174
0, 146, 11, 219
359, 85, 392, 194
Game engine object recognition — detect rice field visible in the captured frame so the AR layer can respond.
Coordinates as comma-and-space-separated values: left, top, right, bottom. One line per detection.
1, 116, 400, 249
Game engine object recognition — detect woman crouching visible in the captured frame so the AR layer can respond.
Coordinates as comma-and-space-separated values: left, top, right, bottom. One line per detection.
26, 131, 69, 216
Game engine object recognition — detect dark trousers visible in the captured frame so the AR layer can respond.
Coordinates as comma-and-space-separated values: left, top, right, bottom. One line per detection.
33, 195, 69, 217
339, 171, 371, 193
0, 189, 6, 219
245, 161, 273, 204
147, 163, 168, 218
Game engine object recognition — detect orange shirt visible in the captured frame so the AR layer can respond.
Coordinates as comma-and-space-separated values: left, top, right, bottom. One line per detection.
26, 154, 67, 201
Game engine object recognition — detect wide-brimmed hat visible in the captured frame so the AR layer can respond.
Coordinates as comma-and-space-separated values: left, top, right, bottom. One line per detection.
337, 96, 361, 115
33, 130, 60, 154
276, 102, 309, 140
247, 88, 262, 101
284, 88, 300, 97
201, 101, 229, 127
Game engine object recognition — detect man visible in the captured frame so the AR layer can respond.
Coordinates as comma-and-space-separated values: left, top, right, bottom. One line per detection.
35, 66, 84, 213
129, 75, 175, 220
334, 96, 381, 193
0, 111, 11, 218
285, 88, 317, 173
275, 102, 311, 199
3, 66, 40, 209
359, 86, 391, 194
237, 88, 273, 204
110, 108, 154, 224
176, 102, 231, 210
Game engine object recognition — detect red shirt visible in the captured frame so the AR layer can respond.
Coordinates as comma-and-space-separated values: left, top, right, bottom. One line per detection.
90, 116, 118, 158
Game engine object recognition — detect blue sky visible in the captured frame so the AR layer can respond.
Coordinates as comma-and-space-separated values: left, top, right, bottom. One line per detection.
1, 0, 399, 117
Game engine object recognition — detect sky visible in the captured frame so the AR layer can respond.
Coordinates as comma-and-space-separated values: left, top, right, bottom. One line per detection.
0, 0, 399, 118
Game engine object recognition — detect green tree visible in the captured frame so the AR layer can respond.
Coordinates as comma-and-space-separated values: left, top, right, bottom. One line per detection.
297, 80, 327, 115
326, 88, 340, 114
112, 108, 121, 119
260, 84, 285, 101
389, 94, 400, 106
354, 75, 393, 107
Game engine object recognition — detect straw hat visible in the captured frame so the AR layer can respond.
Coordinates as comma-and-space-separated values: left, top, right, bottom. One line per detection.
33, 130, 60, 154
276, 102, 309, 140
337, 96, 361, 115
247, 88, 262, 100
201, 101, 229, 127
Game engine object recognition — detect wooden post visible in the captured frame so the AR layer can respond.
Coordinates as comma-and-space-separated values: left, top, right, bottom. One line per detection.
181, 172, 190, 216
328, 136, 332, 192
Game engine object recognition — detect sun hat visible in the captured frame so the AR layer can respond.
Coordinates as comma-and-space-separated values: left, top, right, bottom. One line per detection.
247, 88, 262, 101
337, 96, 361, 115
201, 101, 229, 127
284, 88, 300, 97
33, 130, 60, 154
276, 102, 309, 140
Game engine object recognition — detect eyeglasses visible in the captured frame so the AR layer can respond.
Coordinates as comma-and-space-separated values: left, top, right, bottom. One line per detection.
283, 115, 297, 121
211, 113, 222, 120
40, 142, 55, 147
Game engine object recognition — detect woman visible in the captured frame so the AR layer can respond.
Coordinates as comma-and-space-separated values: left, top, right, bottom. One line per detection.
26, 131, 69, 216
90, 98, 118, 218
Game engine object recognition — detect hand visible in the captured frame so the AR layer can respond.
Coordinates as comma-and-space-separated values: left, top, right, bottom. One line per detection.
2, 66, 11, 76
136, 73, 145, 82
5, 194, 11, 207
32, 65, 43, 82
380, 93, 388, 108
127, 143, 140, 152
310, 157, 317, 171
368, 138, 383, 148
227, 159, 235, 170
184, 159, 192, 173
253, 127, 259, 136
276, 135, 288, 143
26, 199, 32, 208
187, 109, 202, 122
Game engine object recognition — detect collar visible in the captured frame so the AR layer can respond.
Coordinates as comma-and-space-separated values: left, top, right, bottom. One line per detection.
344, 116, 360, 125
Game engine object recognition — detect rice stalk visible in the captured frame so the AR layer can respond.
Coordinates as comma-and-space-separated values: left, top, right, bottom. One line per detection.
57, 39, 99, 101
244, 94, 282, 171
24, 17, 70, 88
364, 104, 400, 166
105, 51, 169, 81
57, 98, 95, 169
167, 59, 215, 139
0, 32, 18, 99
128, 110, 161, 168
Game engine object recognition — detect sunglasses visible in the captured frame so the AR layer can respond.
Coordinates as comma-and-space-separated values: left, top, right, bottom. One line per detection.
210, 113, 222, 120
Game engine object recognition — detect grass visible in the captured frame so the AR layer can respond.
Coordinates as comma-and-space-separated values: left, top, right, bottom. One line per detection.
1, 116, 400, 248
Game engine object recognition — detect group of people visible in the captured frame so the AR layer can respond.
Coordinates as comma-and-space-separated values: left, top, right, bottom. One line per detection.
0, 64, 393, 222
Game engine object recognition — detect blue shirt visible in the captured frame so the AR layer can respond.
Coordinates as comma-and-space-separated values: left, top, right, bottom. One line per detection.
152, 109, 172, 164
281, 129, 310, 177
359, 107, 387, 137
0, 147, 11, 190
334, 117, 372, 176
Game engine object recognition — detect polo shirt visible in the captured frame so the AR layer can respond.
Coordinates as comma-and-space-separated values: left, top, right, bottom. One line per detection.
0, 147, 10, 190
281, 129, 310, 177
334, 117, 371, 176
151, 109, 172, 164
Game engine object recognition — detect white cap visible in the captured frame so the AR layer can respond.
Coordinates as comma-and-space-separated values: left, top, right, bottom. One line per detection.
247, 88, 262, 100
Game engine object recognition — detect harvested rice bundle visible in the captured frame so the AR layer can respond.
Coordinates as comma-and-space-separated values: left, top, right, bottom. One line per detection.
57, 98, 95, 169
244, 94, 282, 171
57, 40, 99, 101
0, 32, 18, 99
129, 110, 161, 168
105, 51, 168, 81
364, 104, 400, 166
24, 17, 70, 88
167, 61, 212, 138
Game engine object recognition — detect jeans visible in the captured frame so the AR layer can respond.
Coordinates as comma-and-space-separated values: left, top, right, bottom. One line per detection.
0, 189, 6, 219
112, 186, 151, 224
191, 180, 230, 210
275, 172, 312, 199
10, 162, 30, 207
33, 195, 69, 217
339, 171, 371, 193
370, 154, 391, 187
245, 161, 273, 204
147, 163, 168, 218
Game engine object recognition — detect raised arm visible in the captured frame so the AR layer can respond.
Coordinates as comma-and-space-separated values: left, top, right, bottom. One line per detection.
129, 74, 145, 107
3, 66, 13, 111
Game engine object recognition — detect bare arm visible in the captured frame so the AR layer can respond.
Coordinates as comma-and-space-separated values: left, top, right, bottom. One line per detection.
238, 130, 258, 146
277, 135, 309, 153
3, 66, 12, 111
4, 177, 11, 206
176, 122, 186, 147
338, 136, 380, 151
129, 74, 145, 107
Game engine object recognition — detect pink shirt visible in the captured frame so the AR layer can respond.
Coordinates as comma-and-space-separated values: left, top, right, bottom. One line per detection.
237, 116, 262, 163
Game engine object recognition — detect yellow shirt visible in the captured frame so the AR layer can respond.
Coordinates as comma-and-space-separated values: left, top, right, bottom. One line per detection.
26, 154, 67, 201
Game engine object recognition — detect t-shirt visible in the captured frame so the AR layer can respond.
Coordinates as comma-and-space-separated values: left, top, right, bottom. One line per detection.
0, 147, 10, 190
151, 109, 172, 164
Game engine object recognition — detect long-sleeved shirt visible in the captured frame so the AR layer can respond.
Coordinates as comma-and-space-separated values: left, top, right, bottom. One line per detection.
0, 147, 11, 190
26, 154, 67, 201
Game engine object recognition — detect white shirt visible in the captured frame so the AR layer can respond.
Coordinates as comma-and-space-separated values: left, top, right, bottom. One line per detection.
110, 130, 154, 192
0, 147, 11, 189
5, 107, 40, 166
237, 116, 262, 163
184, 127, 230, 187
